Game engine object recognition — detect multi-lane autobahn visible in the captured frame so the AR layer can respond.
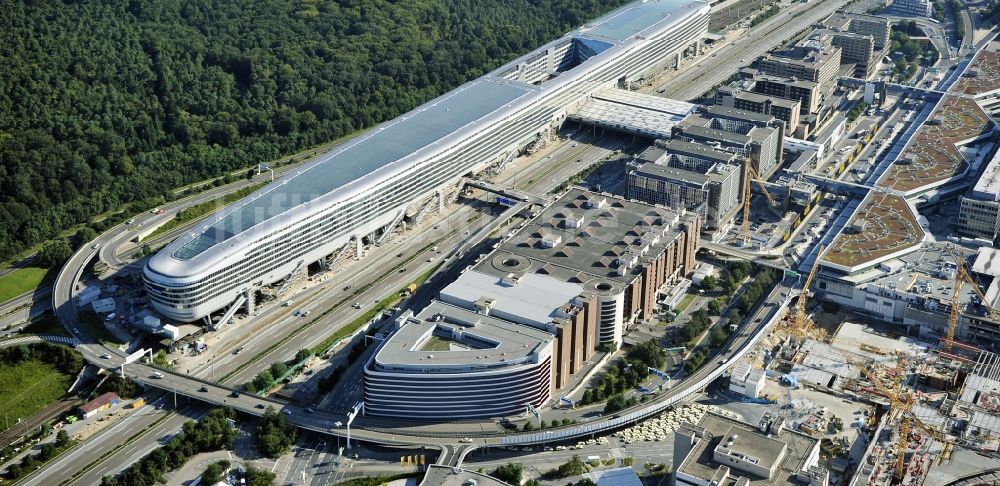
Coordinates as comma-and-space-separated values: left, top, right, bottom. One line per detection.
27, 0, 857, 480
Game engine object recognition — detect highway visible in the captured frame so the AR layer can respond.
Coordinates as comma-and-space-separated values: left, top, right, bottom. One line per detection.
655, 0, 853, 101
34, 125, 623, 482
33, 1, 833, 479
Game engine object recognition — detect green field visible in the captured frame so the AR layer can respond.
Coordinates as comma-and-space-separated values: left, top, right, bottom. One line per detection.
0, 360, 71, 430
0, 266, 56, 303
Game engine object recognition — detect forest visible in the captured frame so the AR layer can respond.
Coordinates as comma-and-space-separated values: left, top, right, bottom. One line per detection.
0, 0, 627, 262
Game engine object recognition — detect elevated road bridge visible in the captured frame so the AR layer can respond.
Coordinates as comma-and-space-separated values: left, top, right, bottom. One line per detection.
129, 276, 798, 453
699, 241, 790, 272
802, 174, 902, 199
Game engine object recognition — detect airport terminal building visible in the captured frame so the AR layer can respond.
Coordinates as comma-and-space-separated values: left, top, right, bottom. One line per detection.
143, 0, 712, 323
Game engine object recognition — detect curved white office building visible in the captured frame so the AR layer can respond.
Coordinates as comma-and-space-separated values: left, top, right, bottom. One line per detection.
365, 302, 555, 419
144, 0, 711, 322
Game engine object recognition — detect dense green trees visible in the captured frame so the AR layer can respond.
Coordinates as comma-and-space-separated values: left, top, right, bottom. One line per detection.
202, 460, 230, 485
37, 240, 73, 268
492, 463, 524, 484
0, 342, 83, 375
244, 466, 277, 486
0, 0, 628, 262
681, 310, 713, 343
255, 407, 296, 458
547, 455, 587, 479
101, 408, 237, 486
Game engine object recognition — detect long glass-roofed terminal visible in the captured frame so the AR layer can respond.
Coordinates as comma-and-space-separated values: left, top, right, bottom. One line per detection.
174, 80, 528, 260
144, 0, 711, 322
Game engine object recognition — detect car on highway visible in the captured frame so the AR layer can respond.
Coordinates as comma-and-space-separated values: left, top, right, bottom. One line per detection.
301, 310, 311, 317
352, 302, 362, 309
199, 386, 209, 392
344, 284, 352, 290
306, 408, 315, 413
100, 353, 110, 359
91, 243, 101, 250
152, 372, 163, 379
282, 409, 292, 415
230, 390, 240, 398
459, 438, 473, 443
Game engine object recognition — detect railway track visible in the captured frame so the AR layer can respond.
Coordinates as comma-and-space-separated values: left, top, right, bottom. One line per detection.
0, 395, 81, 446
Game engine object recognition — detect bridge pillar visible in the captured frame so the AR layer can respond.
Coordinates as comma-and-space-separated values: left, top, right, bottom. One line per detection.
436, 190, 444, 212
674, 52, 681, 70
244, 287, 254, 315
354, 235, 364, 260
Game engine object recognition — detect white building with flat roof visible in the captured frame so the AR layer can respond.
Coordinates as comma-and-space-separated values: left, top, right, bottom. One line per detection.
958, 150, 1000, 241
364, 301, 555, 420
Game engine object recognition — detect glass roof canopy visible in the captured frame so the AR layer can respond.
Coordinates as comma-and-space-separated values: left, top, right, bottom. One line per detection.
174, 79, 528, 260
581, 0, 693, 41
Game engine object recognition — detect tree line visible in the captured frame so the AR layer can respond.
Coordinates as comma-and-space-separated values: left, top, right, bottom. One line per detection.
100, 407, 239, 486
0, 0, 628, 262
0, 342, 83, 375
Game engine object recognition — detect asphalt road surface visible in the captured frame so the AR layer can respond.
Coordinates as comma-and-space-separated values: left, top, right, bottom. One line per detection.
37, 4, 821, 480
658, 0, 853, 101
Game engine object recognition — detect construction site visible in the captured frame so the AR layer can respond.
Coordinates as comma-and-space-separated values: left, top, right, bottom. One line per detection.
720, 242, 1000, 485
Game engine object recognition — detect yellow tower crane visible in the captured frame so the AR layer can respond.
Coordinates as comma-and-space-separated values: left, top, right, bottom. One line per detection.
741, 160, 777, 246
851, 354, 953, 483
943, 252, 1000, 353
780, 245, 825, 339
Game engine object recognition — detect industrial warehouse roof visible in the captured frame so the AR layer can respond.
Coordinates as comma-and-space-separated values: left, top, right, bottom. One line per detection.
174, 80, 529, 260
372, 301, 553, 370
157, 0, 710, 263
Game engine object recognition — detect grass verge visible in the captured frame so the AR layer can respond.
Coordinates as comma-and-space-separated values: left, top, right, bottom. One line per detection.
0, 267, 56, 304
675, 292, 698, 314
0, 361, 72, 432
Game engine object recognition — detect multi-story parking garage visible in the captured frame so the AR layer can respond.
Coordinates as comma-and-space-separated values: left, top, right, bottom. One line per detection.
144, 0, 712, 323
364, 301, 555, 419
